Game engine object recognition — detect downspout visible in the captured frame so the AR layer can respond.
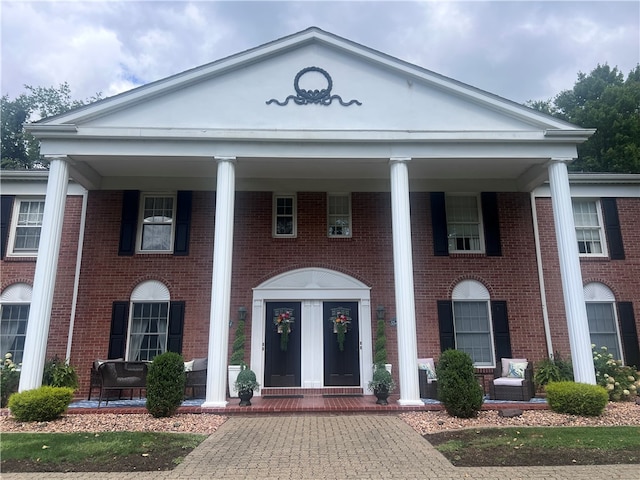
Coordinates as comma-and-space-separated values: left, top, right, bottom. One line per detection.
65, 188, 88, 361
530, 191, 554, 357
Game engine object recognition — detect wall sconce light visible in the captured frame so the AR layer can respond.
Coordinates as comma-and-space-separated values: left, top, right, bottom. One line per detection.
238, 306, 247, 322
376, 305, 385, 321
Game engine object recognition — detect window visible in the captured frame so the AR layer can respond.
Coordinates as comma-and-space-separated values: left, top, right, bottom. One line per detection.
452, 280, 494, 366
573, 200, 605, 256
0, 283, 32, 365
584, 282, 622, 361
327, 194, 351, 237
446, 195, 483, 253
138, 194, 175, 252
126, 281, 170, 361
273, 194, 296, 237
8, 198, 45, 256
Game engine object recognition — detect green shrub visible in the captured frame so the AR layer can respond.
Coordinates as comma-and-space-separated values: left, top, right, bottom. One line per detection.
1, 353, 20, 408
436, 349, 484, 418
42, 355, 79, 390
230, 319, 246, 365
146, 352, 186, 418
546, 381, 609, 416
592, 345, 640, 401
534, 351, 574, 390
234, 365, 259, 393
8, 386, 74, 422
368, 365, 396, 392
373, 317, 387, 366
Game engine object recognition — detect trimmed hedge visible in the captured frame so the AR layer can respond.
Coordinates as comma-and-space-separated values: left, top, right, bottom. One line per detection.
8, 386, 74, 422
436, 349, 484, 418
146, 352, 186, 418
546, 381, 609, 416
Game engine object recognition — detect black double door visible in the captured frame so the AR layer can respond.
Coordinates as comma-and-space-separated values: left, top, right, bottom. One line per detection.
263, 301, 360, 388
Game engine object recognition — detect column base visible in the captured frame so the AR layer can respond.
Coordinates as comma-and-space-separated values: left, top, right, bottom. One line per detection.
397, 398, 424, 406
201, 400, 229, 408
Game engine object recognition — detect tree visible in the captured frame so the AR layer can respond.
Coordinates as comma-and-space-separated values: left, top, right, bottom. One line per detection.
527, 64, 640, 174
1, 83, 101, 170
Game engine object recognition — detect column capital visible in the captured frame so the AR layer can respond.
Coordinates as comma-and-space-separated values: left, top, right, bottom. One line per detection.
548, 157, 575, 165
43, 155, 71, 164
214, 156, 237, 164
389, 156, 411, 165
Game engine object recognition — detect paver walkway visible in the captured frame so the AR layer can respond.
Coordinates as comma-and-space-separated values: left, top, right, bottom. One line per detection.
3, 415, 637, 479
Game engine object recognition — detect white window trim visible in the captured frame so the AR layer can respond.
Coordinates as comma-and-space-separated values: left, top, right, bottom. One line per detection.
584, 282, 624, 363
573, 198, 608, 258
6, 197, 45, 257
327, 193, 352, 238
272, 193, 297, 238
446, 193, 485, 254
451, 279, 495, 368
136, 193, 176, 254
125, 280, 170, 361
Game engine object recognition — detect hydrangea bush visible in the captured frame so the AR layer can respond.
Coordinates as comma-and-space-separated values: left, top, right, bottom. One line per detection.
592, 345, 640, 401
1, 353, 21, 407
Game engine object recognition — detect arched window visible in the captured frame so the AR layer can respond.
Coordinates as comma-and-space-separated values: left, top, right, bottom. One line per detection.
126, 280, 170, 361
451, 280, 495, 366
584, 282, 623, 361
0, 283, 32, 364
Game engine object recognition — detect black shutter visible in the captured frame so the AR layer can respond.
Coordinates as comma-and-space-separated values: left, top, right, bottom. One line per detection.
1, 195, 15, 259
431, 192, 449, 256
601, 198, 625, 260
118, 190, 139, 256
481, 192, 502, 256
437, 300, 455, 352
618, 302, 640, 369
108, 301, 129, 359
167, 301, 185, 354
491, 300, 512, 362
173, 191, 192, 256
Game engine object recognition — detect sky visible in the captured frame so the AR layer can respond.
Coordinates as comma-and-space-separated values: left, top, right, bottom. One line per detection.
1, 0, 639, 106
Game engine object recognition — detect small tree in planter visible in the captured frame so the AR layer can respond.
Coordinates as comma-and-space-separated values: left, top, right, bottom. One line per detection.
146, 351, 186, 418
374, 306, 391, 373
228, 307, 247, 398
368, 366, 396, 405
436, 349, 483, 418
234, 365, 260, 406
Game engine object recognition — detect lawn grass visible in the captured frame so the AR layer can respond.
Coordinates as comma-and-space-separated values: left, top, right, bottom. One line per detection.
2, 431, 206, 466
428, 426, 640, 466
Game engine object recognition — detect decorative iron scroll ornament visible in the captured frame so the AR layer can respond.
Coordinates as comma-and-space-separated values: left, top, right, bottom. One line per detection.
266, 66, 362, 107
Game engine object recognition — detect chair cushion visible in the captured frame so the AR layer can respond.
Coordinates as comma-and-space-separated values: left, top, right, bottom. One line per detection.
507, 361, 528, 379
494, 377, 524, 386
417, 358, 436, 379
184, 360, 195, 372
501, 358, 527, 377
192, 357, 207, 371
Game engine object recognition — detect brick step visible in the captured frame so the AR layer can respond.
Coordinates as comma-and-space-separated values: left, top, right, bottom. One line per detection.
261, 387, 364, 397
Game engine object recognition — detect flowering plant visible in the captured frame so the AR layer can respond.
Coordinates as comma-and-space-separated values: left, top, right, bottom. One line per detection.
331, 312, 351, 351
592, 345, 640, 401
274, 310, 295, 351
1, 353, 21, 408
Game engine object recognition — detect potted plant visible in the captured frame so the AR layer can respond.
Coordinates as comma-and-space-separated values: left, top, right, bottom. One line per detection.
234, 365, 260, 406
367, 364, 396, 405
228, 307, 247, 398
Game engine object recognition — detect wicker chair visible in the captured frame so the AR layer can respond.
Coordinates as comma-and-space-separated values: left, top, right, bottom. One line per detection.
184, 357, 207, 398
88, 358, 122, 400
97, 361, 148, 407
489, 359, 535, 401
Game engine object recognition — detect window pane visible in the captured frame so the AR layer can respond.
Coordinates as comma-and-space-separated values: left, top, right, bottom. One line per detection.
274, 196, 295, 235
328, 194, 351, 237
14, 201, 45, 252
447, 196, 481, 252
453, 301, 492, 365
129, 302, 168, 361
140, 196, 174, 251
587, 303, 620, 360
0, 304, 30, 364
573, 201, 603, 255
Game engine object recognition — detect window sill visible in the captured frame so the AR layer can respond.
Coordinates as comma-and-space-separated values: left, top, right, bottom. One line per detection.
2, 256, 38, 263
449, 252, 487, 259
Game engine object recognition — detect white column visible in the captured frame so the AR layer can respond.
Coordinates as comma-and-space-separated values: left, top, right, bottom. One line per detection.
18, 157, 69, 391
203, 157, 236, 407
548, 159, 596, 384
389, 157, 422, 405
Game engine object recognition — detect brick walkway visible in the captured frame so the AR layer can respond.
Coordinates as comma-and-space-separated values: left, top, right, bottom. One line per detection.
3, 415, 637, 479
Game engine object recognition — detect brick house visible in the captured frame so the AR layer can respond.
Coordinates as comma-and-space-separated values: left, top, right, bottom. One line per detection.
1, 28, 638, 406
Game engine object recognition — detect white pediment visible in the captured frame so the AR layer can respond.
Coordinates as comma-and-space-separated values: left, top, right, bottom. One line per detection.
39, 28, 573, 135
